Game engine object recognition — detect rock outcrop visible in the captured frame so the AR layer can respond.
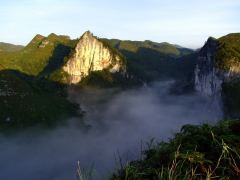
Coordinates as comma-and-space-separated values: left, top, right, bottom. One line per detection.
194, 37, 223, 96
63, 31, 126, 84
193, 38, 224, 119
194, 34, 240, 118
194, 35, 240, 96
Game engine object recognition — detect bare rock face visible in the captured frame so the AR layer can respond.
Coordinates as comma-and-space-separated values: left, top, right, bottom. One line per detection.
194, 38, 224, 118
194, 38, 223, 96
194, 37, 240, 96
63, 31, 125, 84
194, 35, 240, 118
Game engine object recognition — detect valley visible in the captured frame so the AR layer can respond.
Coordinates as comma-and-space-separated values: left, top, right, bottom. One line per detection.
0, 31, 240, 179
0, 81, 222, 180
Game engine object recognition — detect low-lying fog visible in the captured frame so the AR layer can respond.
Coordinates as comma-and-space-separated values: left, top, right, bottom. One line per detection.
0, 81, 222, 180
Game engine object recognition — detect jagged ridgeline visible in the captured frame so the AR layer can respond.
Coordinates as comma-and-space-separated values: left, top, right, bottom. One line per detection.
0, 30, 195, 128
2, 30, 240, 128
0, 31, 129, 86
0, 31, 195, 86
0, 33, 77, 76
102, 38, 194, 82
194, 33, 240, 117
50, 31, 127, 86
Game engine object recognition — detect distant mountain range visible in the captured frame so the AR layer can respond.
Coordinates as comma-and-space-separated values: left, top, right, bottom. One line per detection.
0, 31, 194, 84
0, 42, 24, 52
1, 31, 240, 128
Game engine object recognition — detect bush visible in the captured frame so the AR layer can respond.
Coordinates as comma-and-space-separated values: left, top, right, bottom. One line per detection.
111, 120, 240, 179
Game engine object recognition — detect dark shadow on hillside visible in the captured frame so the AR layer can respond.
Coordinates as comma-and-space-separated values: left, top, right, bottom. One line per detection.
119, 47, 197, 90
120, 48, 179, 82
120, 47, 173, 61
38, 44, 72, 77
0, 69, 84, 131
170, 53, 198, 94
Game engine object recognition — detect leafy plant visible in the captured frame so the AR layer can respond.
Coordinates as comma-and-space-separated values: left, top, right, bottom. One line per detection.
111, 120, 240, 179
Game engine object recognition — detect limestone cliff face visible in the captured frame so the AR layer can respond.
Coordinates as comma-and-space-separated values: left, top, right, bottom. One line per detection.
63, 31, 126, 84
194, 38, 223, 96
194, 37, 240, 96
194, 38, 224, 118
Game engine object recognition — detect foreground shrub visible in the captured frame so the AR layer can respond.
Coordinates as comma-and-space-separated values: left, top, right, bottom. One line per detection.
111, 120, 240, 180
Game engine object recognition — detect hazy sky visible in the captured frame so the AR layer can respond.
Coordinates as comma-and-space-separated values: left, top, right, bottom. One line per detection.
1, 0, 239, 48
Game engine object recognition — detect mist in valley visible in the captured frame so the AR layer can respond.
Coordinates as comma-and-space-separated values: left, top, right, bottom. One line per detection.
0, 80, 223, 180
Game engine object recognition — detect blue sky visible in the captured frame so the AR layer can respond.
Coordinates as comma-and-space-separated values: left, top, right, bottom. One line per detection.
0, 0, 239, 48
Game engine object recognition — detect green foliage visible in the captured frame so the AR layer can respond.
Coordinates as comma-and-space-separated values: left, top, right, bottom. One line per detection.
79, 70, 133, 88
0, 34, 83, 129
223, 78, 240, 118
215, 33, 240, 71
104, 39, 193, 58
123, 48, 176, 81
111, 120, 240, 179
0, 42, 24, 52
48, 68, 71, 83
213, 34, 240, 118
0, 32, 197, 130
103, 38, 195, 83
0, 70, 81, 129
0, 33, 195, 87
0, 33, 76, 76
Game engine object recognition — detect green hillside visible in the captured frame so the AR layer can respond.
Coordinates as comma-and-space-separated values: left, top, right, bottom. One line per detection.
223, 78, 240, 118
103, 38, 195, 82
0, 32, 208, 128
0, 34, 81, 128
0, 33, 77, 76
211, 33, 240, 118
215, 33, 240, 71
111, 120, 240, 179
0, 34, 194, 85
0, 69, 81, 129
49, 34, 190, 87
104, 39, 193, 57
0, 42, 24, 52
